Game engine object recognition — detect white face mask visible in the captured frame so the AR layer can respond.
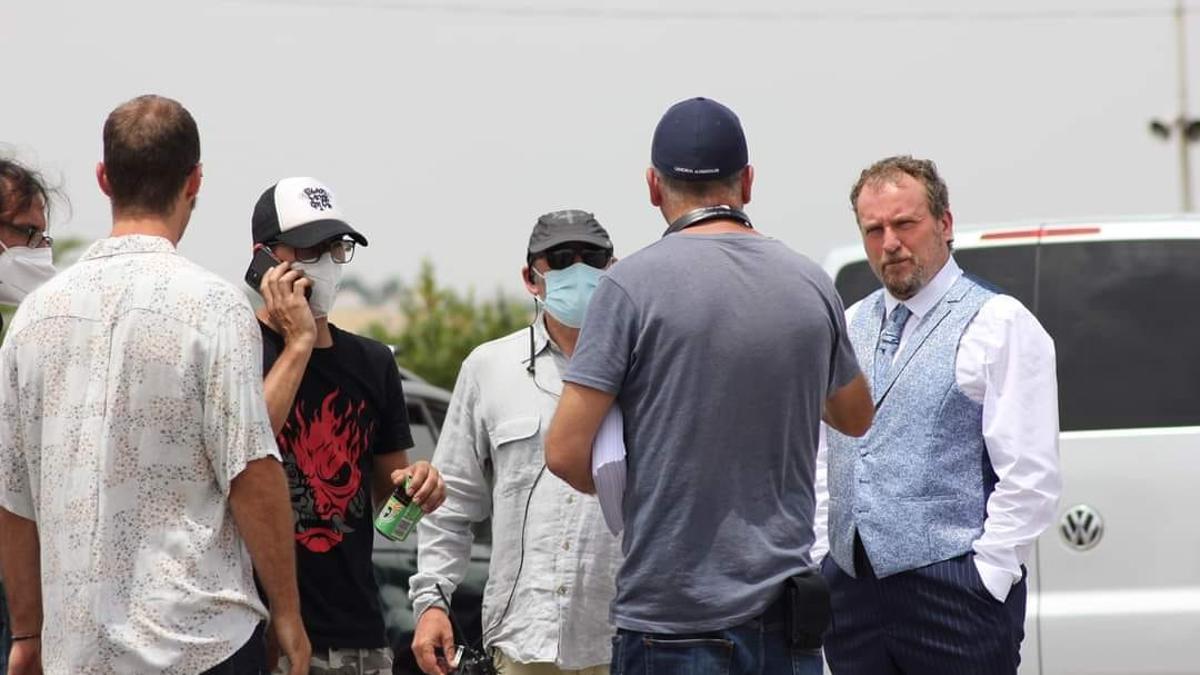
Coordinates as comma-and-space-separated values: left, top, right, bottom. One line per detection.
0, 242, 57, 306
291, 253, 342, 318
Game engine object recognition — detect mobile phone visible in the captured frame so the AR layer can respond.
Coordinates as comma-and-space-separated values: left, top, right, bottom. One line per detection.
244, 245, 312, 298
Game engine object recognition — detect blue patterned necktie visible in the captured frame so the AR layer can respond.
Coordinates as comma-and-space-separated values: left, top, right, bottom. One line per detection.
873, 304, 912, 390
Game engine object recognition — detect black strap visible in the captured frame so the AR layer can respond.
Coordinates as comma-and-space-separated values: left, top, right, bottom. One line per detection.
526, 323, 535, 374
662, 205, 752, 237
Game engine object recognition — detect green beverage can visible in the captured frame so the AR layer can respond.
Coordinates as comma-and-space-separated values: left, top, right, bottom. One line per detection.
374, 478, 424, 542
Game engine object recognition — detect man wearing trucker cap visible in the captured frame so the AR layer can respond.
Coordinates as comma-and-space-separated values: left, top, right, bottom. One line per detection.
250, 176, 446, 674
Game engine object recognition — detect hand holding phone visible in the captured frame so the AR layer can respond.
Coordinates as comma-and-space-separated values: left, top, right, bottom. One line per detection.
249, 245, 317, 345
246, 245, 312, 299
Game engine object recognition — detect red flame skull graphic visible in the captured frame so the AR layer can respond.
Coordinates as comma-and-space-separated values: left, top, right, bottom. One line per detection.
279, 389, 370, 553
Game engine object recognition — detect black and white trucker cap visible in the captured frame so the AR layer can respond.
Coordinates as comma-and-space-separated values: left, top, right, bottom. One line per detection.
251, 177, 369, 247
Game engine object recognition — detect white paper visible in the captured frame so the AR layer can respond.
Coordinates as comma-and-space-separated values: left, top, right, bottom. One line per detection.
591, 405, 627, 535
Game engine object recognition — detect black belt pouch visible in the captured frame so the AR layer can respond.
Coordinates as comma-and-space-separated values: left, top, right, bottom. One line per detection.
785, 568, 831, 649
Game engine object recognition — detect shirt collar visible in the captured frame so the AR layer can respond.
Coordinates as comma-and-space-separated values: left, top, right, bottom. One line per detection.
530, 310, 564, 359
883, 255, 962, 320
79, 235, 177, 261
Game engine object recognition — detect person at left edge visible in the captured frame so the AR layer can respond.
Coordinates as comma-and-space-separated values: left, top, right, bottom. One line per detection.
0, 157, 59, 674
0, 158, 58, 329
251, 176, 447, 675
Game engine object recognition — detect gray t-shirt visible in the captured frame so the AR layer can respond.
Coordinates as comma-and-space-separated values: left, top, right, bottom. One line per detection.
564, 232, 860, 633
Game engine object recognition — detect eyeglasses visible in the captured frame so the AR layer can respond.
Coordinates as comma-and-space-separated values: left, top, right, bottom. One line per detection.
539, 244, 611, 271
0, 222, 53, 249
287, 238, 356, 264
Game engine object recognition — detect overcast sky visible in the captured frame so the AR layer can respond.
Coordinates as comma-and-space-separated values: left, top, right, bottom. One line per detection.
2, 0, 1192, 296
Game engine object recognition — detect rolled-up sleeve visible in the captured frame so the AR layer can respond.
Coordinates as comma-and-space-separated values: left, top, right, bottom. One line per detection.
410, 356, 494, 619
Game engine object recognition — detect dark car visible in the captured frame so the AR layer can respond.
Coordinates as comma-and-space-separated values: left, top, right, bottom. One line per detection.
373, 368, 492, 675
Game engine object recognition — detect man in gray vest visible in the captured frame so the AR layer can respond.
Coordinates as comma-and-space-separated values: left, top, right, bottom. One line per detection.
814, 155, 1062, 674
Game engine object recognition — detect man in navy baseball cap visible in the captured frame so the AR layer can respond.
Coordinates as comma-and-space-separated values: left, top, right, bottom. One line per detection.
650, 96, 748, 182
546, 95, 872, 675
643, 97, 757, 236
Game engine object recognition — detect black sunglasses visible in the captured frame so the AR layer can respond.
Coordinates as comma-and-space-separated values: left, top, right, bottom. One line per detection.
539, 245, 611, 271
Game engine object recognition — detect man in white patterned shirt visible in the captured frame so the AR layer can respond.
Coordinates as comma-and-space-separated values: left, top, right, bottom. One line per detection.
0, 94, 311, 674
814, 155, 1061, 675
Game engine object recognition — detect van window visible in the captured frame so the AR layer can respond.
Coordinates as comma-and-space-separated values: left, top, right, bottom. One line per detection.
1037, 239, 1200, 431
833, 261, 878, 308
406, 402, 437, 463
833, 246, 1037, 311
425, 398, 447, 433
955, 246, 1037, 309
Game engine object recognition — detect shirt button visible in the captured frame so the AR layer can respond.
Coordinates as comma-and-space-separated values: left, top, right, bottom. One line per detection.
567, 495, 575, 504
557, 585, 567, 596
563, 541, 571, 551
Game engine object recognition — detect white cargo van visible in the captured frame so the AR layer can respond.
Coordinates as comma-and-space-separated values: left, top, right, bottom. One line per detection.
824, 216, 1200, 675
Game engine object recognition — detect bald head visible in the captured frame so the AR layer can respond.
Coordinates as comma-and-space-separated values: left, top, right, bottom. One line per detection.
102, 94, 200, 216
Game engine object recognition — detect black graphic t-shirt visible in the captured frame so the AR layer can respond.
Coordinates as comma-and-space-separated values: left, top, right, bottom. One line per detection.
260, 321, 413, 650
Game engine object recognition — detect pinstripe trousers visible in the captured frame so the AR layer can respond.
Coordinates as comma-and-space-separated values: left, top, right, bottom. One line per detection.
821, 538, 1025, 675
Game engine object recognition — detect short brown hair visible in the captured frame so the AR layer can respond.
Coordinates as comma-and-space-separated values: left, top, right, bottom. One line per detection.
849, 155, 949, 221
102, 95, 200, 216
657, 168, 744, 203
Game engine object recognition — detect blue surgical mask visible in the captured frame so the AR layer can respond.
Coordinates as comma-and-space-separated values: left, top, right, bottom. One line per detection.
535, 262, 602, 328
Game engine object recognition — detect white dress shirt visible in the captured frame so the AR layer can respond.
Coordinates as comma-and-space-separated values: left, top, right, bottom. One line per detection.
813, 256, 1062, 602
0, 236, 279, 673
409, 317, 622, 670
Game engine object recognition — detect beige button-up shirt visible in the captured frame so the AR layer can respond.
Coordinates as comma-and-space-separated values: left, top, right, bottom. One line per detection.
410, 318, 622, 669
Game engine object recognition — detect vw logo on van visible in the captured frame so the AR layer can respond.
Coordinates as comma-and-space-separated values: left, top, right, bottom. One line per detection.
1060, 504, 1104, 551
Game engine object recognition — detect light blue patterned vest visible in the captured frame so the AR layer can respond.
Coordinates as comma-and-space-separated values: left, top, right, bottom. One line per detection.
827, 274, 997, 578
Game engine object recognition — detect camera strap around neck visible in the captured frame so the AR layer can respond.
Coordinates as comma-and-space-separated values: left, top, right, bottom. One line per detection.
663, 205, 753, 237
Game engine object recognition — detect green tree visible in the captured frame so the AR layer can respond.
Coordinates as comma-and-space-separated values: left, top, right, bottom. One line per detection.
368, 259, 532, 390
51, 235, 89, 264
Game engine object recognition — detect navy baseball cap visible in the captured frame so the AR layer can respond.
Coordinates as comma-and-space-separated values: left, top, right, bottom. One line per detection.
651, 97, 748, 181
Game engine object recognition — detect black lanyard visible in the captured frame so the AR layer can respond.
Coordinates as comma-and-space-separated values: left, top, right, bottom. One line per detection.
662, 205, 753, 237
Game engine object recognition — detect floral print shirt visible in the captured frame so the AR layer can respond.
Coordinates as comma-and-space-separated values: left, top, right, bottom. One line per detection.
0, 235, 280, 673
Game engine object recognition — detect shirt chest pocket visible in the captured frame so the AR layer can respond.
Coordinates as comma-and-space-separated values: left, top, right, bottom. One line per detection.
488, 415, 543, 497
